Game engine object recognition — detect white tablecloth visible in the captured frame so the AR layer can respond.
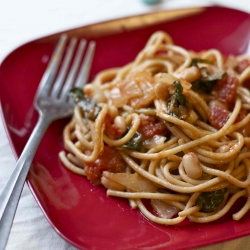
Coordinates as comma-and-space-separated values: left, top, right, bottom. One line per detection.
1, 1, 250, 249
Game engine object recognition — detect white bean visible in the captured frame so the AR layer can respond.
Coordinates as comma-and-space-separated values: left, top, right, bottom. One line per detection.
174, 66, 201, 83
114, 116, 127, 134
108, 105, 119, 119
84, 84, 106, 103
182, 152, 202, 179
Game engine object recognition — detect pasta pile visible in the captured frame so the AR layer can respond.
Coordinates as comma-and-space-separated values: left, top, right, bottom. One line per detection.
59, 31, 250, 225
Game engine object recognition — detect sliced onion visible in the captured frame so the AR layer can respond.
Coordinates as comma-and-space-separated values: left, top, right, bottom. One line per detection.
118, 79, 142, 99
102, 171, 158, 192
101, 176, 126, 191
151, 199, 179, 219
110, 87, 127, 107
130, 81, 155, 109
110, 71, 156, 109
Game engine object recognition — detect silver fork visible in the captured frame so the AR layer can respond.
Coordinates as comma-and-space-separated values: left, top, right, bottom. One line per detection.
0, 35, 96, 249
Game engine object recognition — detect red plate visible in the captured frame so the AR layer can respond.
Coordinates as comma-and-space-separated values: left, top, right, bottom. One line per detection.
1, 6, 250, 250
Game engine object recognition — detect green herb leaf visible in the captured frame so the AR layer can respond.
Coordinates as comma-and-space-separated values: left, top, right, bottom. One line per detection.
123, 129, 143, 151
166, 81, 189, 119
196, 188, 227, 212
174, 81, 189, 107
69, 87, 101, 121
192, 69, 226, 93
191, 58, 226, 93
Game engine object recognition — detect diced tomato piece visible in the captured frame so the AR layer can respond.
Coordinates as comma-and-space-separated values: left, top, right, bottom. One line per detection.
84, 146, 126, 185
138, 114, 169, 138
234, 108, 250, 138
214, 73, 239, 103
104, 114, 124, 139
243, 78, 250, 90
209, 105, 231, 129
237, 59, 250, 74
235, 109, 248, 123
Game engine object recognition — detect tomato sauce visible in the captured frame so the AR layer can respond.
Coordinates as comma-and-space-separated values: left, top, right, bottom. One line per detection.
209, 105, 231, 129
214, 73, 239, 103
104, 114, 124, 139
84, 146, 126, 185
138, 114, 169, 138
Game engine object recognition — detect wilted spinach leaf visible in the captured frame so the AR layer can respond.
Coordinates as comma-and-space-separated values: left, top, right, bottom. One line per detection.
196, 188, 227, 212
122, 129, 143, 151
69, 87, 101, 121
174, 81, 189, 107
191, 58, 226, 93
166, 81, 189, 119
192, 68, 226, 93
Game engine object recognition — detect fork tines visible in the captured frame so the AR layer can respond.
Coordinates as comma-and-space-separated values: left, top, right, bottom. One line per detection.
37, 35, 96, 101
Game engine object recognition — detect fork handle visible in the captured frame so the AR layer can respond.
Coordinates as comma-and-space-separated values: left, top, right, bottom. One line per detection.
0, 115, 51, 250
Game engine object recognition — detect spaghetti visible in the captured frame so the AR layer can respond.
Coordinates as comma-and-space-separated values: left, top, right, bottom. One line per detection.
59, 31, 250, 225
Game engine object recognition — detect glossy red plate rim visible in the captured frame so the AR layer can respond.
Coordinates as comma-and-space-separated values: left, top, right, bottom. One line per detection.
1, 5, 250, 250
